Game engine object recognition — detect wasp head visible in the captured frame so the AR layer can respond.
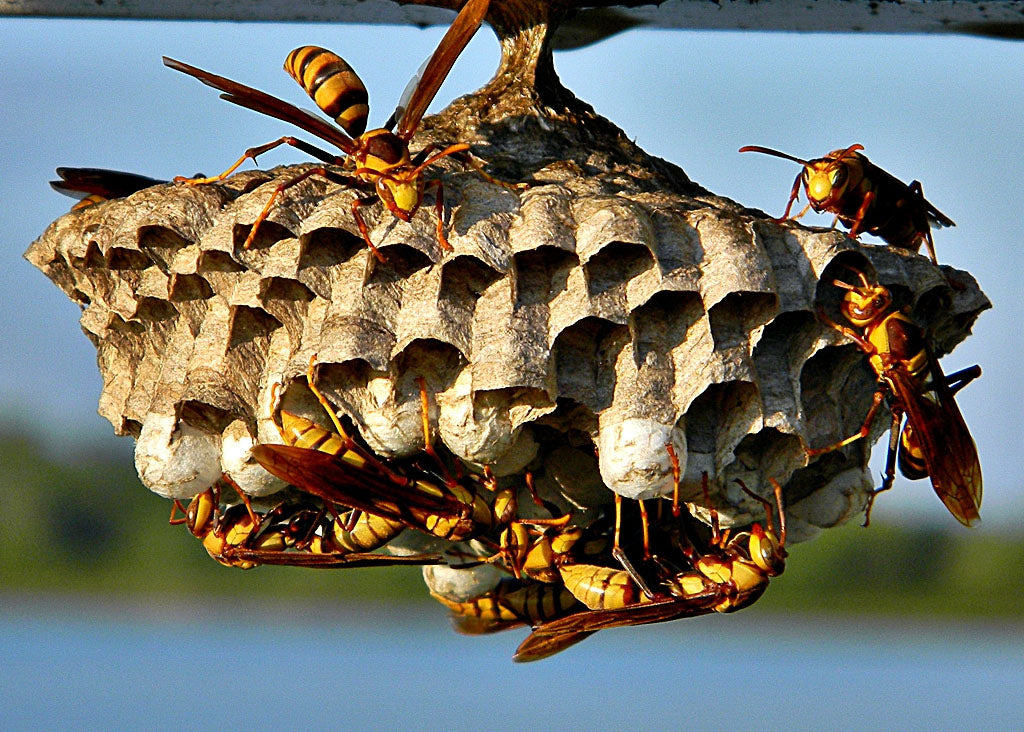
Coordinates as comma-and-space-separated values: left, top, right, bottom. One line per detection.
835, 273, 893, 327
747, 523, 787, 576
376, 174, 423, 220
185, 488, 216, 538
353, 130, 422, 219
803, 145, 865, 211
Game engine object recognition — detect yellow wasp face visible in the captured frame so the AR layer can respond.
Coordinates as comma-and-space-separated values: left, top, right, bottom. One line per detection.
804, 159, 851, 209
377, 176, 423, 219
841, 284, 892, 328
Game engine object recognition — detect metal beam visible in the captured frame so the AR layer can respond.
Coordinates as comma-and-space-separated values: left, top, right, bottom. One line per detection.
3, 0, 1024, 41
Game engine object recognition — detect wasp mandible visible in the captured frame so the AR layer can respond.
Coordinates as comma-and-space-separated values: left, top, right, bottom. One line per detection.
806, 270, 982, 527
164, 0, 522, 260
50, 167, 164, 211
739, 144, 954, 265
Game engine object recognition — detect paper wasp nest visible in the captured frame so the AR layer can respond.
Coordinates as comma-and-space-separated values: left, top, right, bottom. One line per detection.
26, 63, 988, 544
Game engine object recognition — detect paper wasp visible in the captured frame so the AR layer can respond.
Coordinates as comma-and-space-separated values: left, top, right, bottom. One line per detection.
432, 579, 583, 635
169, 478, 443, 569
50, 167, 163, 211
164, 0, 521, 260
250, 355, 531, 550
513, 477, 788, 662
739, 144, 954, 265
806, 270, 982, 527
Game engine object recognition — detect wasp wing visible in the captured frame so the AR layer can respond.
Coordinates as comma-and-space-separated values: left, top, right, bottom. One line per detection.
513, 586, 724, 662
396, 0, 489, 139
50, 167, 163, 200
223, 547, 443, 568
888, 357, 982, 526
924, 199, 956, 229
251, 443, 471, 529
163, 57, 356, 156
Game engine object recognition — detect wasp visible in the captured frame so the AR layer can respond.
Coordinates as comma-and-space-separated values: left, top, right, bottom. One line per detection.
432, 579, 583, 635
250, 356, 529, 549
739, 144, 954, 265
513, 477, 788, 662
50, 167, 163, 211
164, 0, 522, 260
806, 270, 982, 527
170, 478, 443, 569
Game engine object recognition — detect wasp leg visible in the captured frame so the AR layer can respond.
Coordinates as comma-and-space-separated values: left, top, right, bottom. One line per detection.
666, 443, 683, 518
806, 387, 887, 458
613, 493, 623, 552
639, 500, 651, 561
350, 195, 386, 262
863, 408, 904, 527
777, 171, 804, 221
907, 181, 940, 265
176, 136, 342, 186
413, 376, 459, 488
945, 365, 981, 396
847, 190, 875, 239
611, 545, 656, 600
425, 179, 453, 252
169, 499, 189, 525
447, 150, 530, 192
240, 166, 359, 251
409, 143, 471, 176
304, 353, 353, 444
221, 473, 258, 527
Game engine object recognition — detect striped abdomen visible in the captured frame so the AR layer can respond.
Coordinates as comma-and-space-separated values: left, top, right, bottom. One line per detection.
285, 46, 369, 137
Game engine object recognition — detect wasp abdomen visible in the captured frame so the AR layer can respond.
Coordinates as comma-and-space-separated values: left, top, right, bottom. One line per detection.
285, 46, 369, 137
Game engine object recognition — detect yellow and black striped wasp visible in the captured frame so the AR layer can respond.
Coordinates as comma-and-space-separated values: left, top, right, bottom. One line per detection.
432, 579, 583, 636
50, 167, 163, 211
806, 269, 982, 527
249, 353, 533, 554
739, 144, 954, 265
513, 476, 788, 662
169, 477, 444, 569
164, 0, 520, 260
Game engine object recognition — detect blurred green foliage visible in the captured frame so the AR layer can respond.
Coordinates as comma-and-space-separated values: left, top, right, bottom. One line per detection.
1, 422, 1019, 619
0, 424, 424, 603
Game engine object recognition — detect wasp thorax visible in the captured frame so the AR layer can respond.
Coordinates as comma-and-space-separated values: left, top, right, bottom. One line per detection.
361, 130, 408, 168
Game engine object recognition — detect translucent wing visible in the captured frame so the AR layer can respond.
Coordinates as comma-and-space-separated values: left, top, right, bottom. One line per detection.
163, 56, 356, 156
397, 0, 489, 139
50, 167, 163, 199
251, 444, 471, 531
513, 585, 724, 662
888, 357, 982, 526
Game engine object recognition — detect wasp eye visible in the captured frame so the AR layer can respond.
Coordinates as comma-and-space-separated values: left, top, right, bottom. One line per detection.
831, 166, 847, 186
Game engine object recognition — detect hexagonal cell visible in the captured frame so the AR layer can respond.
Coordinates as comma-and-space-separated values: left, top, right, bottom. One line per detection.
26, 87, 988, 539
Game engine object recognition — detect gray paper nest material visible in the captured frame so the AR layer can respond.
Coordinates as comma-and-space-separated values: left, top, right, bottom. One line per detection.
26, 145, 988, 543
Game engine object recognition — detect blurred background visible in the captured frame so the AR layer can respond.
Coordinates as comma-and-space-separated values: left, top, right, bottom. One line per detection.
2, 13, 1023, 729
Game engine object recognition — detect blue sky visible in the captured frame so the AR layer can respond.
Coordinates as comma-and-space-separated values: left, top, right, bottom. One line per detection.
1, 17, 1021, 528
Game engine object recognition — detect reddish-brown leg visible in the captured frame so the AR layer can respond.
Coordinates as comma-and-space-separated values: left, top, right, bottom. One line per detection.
806, 388, 887, 458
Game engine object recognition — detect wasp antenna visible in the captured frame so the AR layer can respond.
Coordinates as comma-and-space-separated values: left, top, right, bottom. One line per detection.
738, 145, 810, 166
734, 478, 775, 534
832, 279, 857, 291
769, 478, 787, 546
840, 143, 865, 157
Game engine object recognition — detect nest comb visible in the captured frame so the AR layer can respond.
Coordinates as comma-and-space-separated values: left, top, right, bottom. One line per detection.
24, 7, 989, 543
